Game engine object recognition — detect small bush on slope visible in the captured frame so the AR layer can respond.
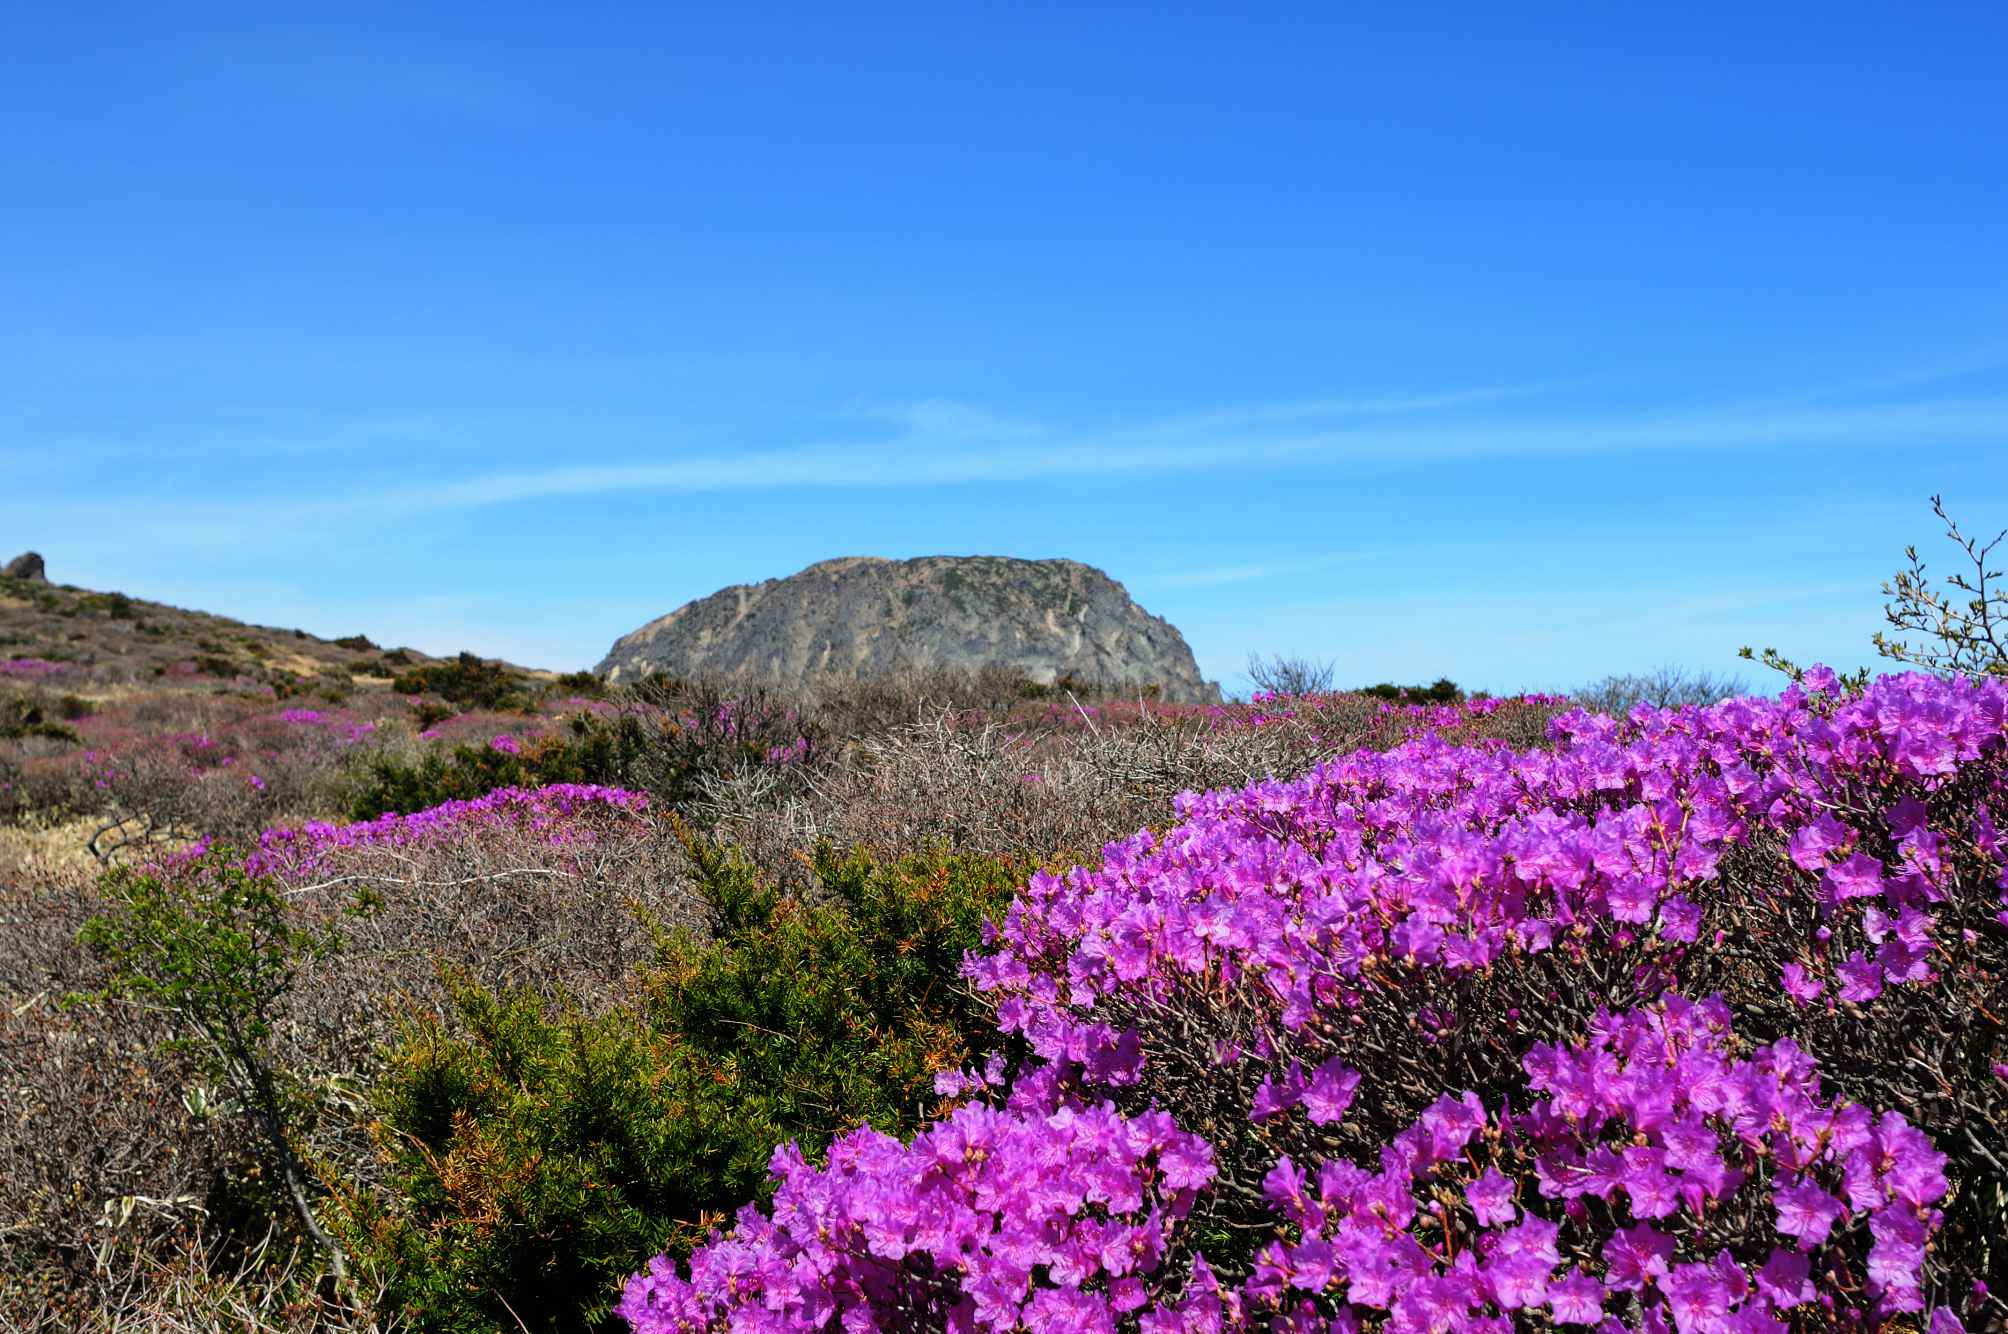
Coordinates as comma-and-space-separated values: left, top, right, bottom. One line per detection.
346, 711, 656, 818
389, 651, 527, 712
347, 680, 820, 819
346, 837, 1023, 1334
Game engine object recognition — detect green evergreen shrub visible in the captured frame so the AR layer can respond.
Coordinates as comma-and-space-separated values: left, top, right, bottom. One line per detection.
549, 670, 607, 698
410, 701, 455, 731
347, 712, 654, 818
392, 651, 525, 711
349, 681, 823, 820
1357, 676, 1464, 705
0, 697, 82, 743
346, 838, 1023, 1333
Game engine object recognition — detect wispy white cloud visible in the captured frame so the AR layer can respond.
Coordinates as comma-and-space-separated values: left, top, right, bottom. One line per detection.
1136, 552, 1381, 591
371, 383, 2008, 514
7, 372, 2005, 541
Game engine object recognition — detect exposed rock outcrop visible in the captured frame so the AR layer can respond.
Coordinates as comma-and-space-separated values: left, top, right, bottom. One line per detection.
597, 556, 1221, 703
4, 552, 47, 583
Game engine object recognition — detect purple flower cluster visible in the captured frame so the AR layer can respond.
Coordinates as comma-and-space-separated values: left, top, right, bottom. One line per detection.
1247, 996, 1947, 1332
1, 657, 71, 680
272, 706, 376, 742
616, 1069, 1217, 1334
229, 783, 648, 881
970, 670, 2006, 1088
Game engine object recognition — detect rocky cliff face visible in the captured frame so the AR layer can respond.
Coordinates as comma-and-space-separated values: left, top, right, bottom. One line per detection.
596, 556, 1222, 703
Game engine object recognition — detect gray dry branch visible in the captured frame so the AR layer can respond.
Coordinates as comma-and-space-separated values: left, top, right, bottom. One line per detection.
1244, 652, 1337, 698
1875, 493, 2008, 679
1571, 665, 1749, 715
702, 695, 1568, 890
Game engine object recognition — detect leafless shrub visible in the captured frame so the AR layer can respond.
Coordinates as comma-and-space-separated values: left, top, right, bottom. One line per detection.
707, 715, 1149, 886
5, 1221, 401, 1333
1244, 652, 1336, 698
706, 695, 1570, 886
0, 862, 241, 1324
803, 664, 1034, 735
81, 713, 367, 863
278, 804, 705, 1044
1571, 664, 1749, 714
1875, 493, 2008, 679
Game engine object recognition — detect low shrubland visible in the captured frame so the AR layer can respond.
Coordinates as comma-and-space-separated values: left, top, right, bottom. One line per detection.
346, 838, 1022, 1333
1, 786, 699, 1330
8, 500, 2007, 1333
0, 686, 1567, 1332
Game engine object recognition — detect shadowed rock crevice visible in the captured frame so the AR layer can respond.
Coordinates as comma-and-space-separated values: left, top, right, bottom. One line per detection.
596, 555, 1223, 703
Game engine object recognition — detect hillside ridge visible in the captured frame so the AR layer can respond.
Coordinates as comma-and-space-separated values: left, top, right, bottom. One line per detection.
0, 552, 547, 701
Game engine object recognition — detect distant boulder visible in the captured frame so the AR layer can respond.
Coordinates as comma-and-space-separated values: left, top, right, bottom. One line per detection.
597, 555, 1222, 704
4, 552, 46, 583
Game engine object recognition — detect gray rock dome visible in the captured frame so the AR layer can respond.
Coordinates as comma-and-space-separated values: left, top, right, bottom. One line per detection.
596, 555, 1221, 704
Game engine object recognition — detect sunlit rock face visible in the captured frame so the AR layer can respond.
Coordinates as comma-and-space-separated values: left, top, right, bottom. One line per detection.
596, 555, 1222, 704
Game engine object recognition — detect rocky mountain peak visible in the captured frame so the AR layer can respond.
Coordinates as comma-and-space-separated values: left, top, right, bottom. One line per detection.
596, 555, 1221, 703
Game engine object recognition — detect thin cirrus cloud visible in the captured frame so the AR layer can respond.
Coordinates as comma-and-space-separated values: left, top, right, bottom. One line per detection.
9, 372, 2000, 554
1137, 552, 1383, 591
373, 379, 2008, 517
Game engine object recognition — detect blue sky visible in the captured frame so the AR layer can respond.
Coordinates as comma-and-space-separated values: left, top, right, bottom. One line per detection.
3, 4, 2004, 695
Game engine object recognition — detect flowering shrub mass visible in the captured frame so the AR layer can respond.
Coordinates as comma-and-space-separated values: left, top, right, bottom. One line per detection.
2, 657, 71, 681
617, 1071, 1218, 1334
241, 781, 648, 879
1248, 997, 1948, 1333
627, 669, 2007, 1332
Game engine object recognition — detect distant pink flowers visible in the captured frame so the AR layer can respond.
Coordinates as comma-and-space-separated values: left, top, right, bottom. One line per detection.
1, 657, 70, 680
188, 784, 650, 883
489, 733, 523, 754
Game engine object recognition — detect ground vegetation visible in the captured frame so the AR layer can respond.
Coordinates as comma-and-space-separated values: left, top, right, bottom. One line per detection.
9, 501, 2002, 1333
